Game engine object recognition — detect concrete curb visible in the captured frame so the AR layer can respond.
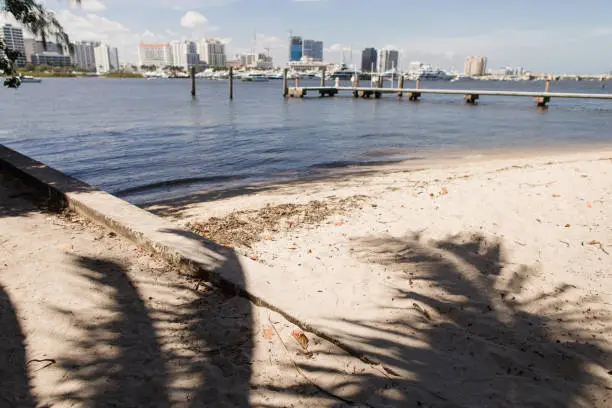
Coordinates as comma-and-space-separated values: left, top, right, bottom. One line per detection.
0, 144, 272, 291
0, 144, 377, 365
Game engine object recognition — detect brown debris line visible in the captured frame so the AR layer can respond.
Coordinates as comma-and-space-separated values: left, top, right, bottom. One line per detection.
189, 195, 368, 248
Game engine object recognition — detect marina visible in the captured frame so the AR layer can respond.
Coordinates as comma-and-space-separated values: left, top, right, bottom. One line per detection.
1, 77, 611, 205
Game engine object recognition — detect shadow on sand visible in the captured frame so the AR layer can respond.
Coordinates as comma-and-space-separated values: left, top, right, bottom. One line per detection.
329, 232, 611, 407
2, 167, 610, 406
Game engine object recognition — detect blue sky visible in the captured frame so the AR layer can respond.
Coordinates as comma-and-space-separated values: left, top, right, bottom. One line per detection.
2, 0, 612, 73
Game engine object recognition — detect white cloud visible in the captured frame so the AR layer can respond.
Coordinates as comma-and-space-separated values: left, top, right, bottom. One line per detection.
56, 10, 130, 40
159, 0, 238, 10
69, 0, 107, 12
180, 11, 208, 28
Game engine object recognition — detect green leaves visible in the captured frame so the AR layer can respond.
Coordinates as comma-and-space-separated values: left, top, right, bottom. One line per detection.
2, 0, 80, 88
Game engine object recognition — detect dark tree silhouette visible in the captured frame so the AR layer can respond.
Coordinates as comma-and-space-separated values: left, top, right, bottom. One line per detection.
1, 0, 79, 87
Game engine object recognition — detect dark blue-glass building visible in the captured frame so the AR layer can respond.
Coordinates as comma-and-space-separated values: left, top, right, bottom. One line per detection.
289, 36, 303, 61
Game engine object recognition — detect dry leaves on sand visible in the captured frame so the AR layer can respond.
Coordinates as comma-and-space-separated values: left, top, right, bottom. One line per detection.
291, 328, 310, 351
262, 327, 275, 340
189, 195, 367, 248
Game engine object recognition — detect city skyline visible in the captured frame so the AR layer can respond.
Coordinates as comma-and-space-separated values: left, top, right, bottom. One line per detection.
1, 0, 612, 73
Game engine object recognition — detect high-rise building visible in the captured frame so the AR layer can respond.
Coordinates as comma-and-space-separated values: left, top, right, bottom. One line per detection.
170, 40, 199, 70
464, 56, 487, 76
30, 52, 71, 66
24, 39, 64, 60
0, 24, 26, 66
198, 38, 226, 67
378, 48, 399, 72
109, 46, 119, 70
94, 44, 119, 74
72, 41, 100, 71
256, 53, 273, 69
235, 53, 257, 67
302, 39, 323, 61
289, 36, 302, 61
361, 47, 377, 72
138, 43, 172, 68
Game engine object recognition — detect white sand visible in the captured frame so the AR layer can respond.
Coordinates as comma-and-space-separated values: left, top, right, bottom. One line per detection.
0, 173, 396, 407
152, 147, 612, 407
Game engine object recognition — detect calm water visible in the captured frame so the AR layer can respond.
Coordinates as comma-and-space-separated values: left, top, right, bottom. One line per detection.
1, 77, 611, 205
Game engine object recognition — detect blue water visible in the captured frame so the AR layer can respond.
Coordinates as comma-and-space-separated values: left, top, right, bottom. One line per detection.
1, 77, 611, 204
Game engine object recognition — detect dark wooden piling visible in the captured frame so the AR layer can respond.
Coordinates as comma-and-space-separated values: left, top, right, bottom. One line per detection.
397, 75, 404, 98
282, 68, 288, 97
228, 66, 234, 100
190, 66, 196, 97
464, 94, 479, 104
534, 96, 550, 108
320, 68, 326, 87
407, 92, 421, 101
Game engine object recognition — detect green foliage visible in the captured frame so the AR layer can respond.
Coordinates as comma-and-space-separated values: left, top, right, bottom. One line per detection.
16, 70, 76, 77
2, 0, 79, 88
140, 64, 158, 71
103, 71, 143, 78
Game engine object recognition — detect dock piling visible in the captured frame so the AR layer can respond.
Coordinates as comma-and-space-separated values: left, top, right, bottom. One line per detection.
282, 68, 288, 97
534, 96, 550, 108
229, 66, 233, 100
190, 66, 196, 97
286, 85, 612, 106
464, 94, 479, 104
295, 77, 300, 88
320, 68, 326, 87
335, 77, 340, 88
416, 79, 421, 90
397, 75, 404, 98
545, 79, 551, 93
408, 92, 421, 101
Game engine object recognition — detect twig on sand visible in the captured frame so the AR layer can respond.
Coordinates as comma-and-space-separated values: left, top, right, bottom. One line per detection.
27, 358, 56, 372
267, 314, 376, 407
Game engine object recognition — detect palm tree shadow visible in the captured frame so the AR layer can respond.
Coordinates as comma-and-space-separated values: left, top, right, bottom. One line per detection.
346, 232, 612, 407
54, 256, 172, 406
50, 238, 253, 406
0, 284, 37, 408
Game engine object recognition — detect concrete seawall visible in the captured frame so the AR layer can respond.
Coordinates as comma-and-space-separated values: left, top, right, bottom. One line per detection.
0, 145, 296, 316
0, 144, 377, 364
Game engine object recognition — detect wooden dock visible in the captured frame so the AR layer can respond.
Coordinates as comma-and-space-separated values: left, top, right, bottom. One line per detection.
285, 83, 612, 107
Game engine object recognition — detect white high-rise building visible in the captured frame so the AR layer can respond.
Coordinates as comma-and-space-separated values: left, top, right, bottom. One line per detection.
378, 48, 399, 72
464, 56, 487, 76
170, 40, 199, 70
198, 38, 226, 68
94, 44, 119, 74
236, 53, 257, 67
0, 24, 26, 66
138, 43, 172, 68
72, 41, 100, 71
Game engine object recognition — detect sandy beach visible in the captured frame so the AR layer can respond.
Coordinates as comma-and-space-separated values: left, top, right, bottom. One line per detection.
146, 146, 612, 407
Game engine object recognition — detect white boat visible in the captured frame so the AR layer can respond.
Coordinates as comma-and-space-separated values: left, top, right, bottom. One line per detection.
143, 71, 168, 79
241, 72, 268, 82
406, 62, 453, 81
212, 71, 229, 80
19, 75, 42, 83
266, 72, 284, 80
450, 74, 473, 82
